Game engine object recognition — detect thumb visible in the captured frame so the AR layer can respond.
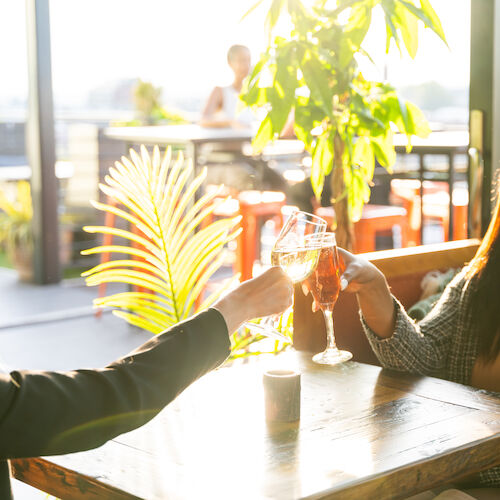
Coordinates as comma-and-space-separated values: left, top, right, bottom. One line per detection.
336, 247, 354, 290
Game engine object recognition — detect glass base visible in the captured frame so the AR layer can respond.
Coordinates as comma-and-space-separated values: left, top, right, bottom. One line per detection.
312, 348, 353, 366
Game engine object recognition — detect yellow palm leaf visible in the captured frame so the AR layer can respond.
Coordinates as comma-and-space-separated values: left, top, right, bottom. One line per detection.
83, 145, 240, 329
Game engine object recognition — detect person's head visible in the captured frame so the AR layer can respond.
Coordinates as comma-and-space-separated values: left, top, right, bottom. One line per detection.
467, 180, 500, 362
227, 45, 251, 82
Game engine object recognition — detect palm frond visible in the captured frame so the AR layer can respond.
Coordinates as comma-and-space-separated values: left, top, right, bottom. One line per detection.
82, 145, 240, 332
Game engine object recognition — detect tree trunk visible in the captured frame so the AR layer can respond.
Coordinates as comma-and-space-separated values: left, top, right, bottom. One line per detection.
330, 134, 354, 251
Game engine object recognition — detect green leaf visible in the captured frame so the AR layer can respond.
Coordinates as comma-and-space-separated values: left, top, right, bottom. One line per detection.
345, 4, 372, 49
399, 0, 448, 46
382, 1, 402, 54
420, 0, 447, 44
266, 0, 285, 36
252, 115, 274, 153
311, 133, 334, 199
371, 130, 396, 170
396, 1, 419, 58
349, 168, 371, 222
82, 146, 240, 330
112, 310, 163, 334
294, 99, 324, 149
406, 101, 431, 138
301, 54, 334, 119
352, 137, 375, 181
240, 0, 266, 22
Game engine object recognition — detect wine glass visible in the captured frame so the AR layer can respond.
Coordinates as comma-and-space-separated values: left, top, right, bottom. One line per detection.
244, 211, 327, 341
304, 232, 352, 365
270, 211, 327, 282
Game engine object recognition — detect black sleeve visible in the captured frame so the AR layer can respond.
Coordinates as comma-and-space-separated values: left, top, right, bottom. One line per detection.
0, 308, 230, 459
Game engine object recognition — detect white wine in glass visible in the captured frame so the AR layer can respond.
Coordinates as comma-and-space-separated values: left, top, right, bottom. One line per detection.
244, 211, 327, 340
270, 246, 322, 283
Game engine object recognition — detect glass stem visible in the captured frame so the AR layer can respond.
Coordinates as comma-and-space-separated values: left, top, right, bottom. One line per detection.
322, 308, 337, 350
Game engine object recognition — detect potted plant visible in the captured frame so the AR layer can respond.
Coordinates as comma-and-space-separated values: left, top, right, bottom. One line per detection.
241, 0, 446, 249
0, 181, 34, 282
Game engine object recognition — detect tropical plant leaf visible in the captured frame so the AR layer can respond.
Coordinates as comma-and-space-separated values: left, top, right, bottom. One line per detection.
83, 146, 240, 329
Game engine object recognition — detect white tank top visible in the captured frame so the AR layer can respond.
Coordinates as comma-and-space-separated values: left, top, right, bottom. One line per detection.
221, 85, 255, 126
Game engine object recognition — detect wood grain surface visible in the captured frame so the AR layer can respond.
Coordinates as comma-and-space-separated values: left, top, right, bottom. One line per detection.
11, 352, 500, 500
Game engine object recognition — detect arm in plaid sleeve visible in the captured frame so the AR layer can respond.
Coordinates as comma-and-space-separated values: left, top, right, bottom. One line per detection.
360, 278, 462, 377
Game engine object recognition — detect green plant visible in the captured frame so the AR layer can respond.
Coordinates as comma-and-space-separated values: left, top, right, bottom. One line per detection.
231, 309, 293, 359
0, 181, 33, 260
132, 80, 187, 126
241, 0, 446, 249
82, 146, 242, 333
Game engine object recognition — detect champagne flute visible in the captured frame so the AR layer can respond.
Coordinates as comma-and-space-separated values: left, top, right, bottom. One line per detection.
270, 211, 327, 281
304, 232, 352, 365
244, 211, 327, 341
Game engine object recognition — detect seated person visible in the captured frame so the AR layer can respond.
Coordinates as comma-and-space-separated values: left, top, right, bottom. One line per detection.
200, 44, 254, 129
200, 45, 287, 193
0, 267, 293, 499
306, 187, 500, 495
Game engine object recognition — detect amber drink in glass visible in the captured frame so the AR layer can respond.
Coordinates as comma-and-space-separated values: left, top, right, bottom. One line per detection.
305, 233, 352, 365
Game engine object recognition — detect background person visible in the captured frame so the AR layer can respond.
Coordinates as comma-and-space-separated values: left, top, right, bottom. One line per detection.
200, 44, 254, 129
200, 44, 288, 193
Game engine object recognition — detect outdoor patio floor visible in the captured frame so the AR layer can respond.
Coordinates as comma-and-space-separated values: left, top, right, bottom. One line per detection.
0, 268, 151, 371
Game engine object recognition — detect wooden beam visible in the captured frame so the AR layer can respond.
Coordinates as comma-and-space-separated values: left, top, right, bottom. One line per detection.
469, 0, 500, 234
25, 0, 60, 283
362, 239, 481, 278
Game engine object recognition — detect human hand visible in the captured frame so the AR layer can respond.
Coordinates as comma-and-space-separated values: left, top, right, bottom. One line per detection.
213, 267, 293, 335
335, 248, 385, 294
302, 247, 384, 312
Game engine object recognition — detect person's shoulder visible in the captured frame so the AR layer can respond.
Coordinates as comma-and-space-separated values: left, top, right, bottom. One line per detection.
446, 266, 479, 300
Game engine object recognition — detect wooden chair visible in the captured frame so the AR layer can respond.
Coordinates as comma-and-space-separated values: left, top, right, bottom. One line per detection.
315, 204, 409, 253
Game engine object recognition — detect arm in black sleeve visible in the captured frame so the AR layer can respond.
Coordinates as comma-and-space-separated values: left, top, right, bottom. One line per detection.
0, 308, 230, 459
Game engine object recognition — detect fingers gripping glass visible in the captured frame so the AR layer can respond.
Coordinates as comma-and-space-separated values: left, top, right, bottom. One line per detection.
305, 232, 352, 365
244, 211, 327, 342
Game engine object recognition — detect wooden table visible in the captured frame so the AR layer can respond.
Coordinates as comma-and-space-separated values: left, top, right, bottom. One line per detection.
104, 124, 254, 174
12, 353, 499, 500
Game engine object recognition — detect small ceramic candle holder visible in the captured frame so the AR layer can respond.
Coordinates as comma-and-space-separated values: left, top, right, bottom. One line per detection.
263, 369, 301, 422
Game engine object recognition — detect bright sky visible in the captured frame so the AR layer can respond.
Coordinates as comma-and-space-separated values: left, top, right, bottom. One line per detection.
0, 0, 470, 108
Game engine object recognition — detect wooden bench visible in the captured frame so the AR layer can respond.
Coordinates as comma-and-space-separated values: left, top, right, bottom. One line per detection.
293, 239, 481, 364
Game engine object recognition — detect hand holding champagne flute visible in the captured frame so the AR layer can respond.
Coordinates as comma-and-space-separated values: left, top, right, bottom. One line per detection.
304, 232, 353, 365
244, 211, 327, 340
270, 211, 327, 284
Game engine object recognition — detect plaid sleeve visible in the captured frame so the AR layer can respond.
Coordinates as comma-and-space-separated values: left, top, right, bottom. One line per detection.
478, 466, 500, 487
360, 279, 462, 377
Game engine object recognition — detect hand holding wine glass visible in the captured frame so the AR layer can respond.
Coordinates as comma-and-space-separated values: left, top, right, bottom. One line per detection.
244, 211, 327, 341
303, 233, 352, 365
214, 267, 294, 335
270, 211, 327, 284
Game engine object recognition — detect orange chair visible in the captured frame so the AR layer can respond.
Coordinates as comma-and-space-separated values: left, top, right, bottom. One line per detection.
423, 190, 468, 241
390, 179, 468, 244
205, 190, 287, 281
236, 191, 287, 281
95, 197, 151, 317
315, 204, 408, 253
